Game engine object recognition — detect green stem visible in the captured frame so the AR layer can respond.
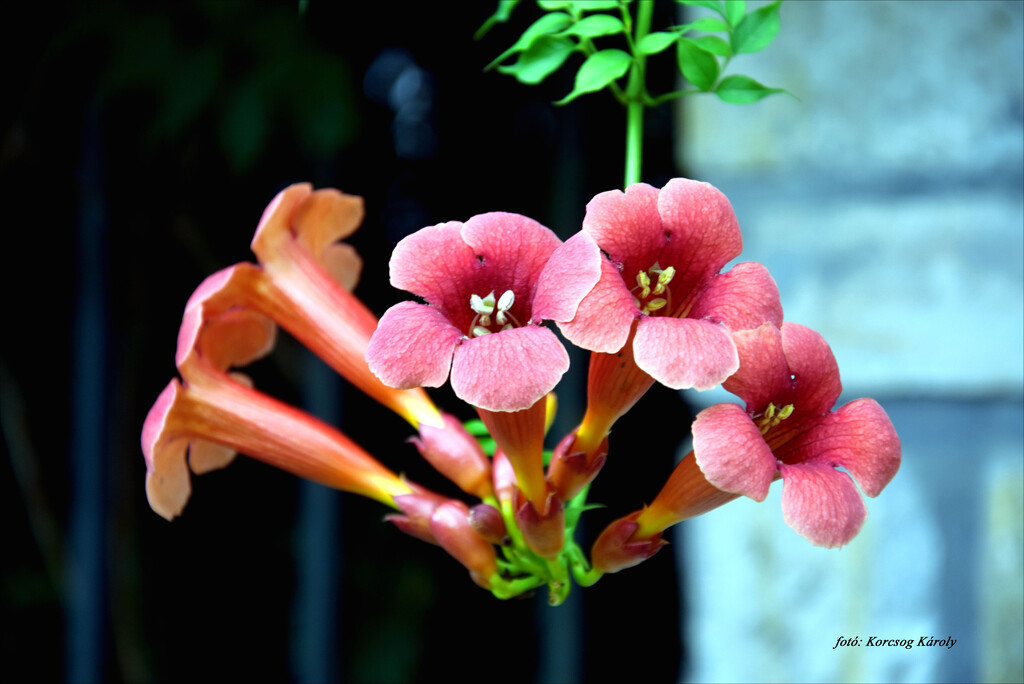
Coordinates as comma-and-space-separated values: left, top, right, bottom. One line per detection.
624, 0, 654, 188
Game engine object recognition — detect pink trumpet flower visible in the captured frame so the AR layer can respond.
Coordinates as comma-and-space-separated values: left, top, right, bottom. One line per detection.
594, 322, 901, 570
247, 183, 444, 430
536, 178, 781, 498
367, 212, 567, 537
367, 212, 569, 413
155, 184, 491, 500
141, 272, 417, 521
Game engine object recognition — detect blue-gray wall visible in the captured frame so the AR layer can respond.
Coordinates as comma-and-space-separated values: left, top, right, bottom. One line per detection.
676, 2, 1023, 682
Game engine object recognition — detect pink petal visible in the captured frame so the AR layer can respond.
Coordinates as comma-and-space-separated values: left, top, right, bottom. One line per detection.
366, 301, 462, 389
722, 323, 791, 411
583, 183, 663, 267
289, 188, 364, 257
250, 183, 312, 256
779, 460, 867, 548
633, 316, 739, 390
776, 398, 901, 498
176, 265, 277, 373
692, 403, 776, 501
781, 322, 842, 416
655, 178, 743, 292
460, 212, 562, 301
690, 261, 783, 331
532, 231, 603, 323
141, 381, 193, 521
320, 242, 363, 293
450, 326, 569, 412
553, 256, 638, 353
388, 221, 479, 312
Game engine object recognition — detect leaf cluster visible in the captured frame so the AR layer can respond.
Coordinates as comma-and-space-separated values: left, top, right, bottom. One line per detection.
478, 0, 789, 107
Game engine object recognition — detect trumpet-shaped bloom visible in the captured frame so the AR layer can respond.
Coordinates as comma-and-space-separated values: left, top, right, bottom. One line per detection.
247, 183, 443, 429
688, 322, 902, 547
142, 267, 414, 520
367, 213, 569, 413
534, 178, 782, 391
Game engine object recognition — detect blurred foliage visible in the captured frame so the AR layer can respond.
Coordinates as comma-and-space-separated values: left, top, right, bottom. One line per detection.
77, 0, 358, 171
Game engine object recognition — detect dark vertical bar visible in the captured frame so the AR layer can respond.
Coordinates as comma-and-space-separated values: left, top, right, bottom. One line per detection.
291, 350, 342, 683
67, 96, 107, 683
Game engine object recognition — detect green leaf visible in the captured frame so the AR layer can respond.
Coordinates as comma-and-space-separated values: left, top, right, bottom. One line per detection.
677, 38, 720, 91
686, 16, 729, 33
497, 35, 575, 84
462, 419, 490, 436
675, 0, 724, 15
731, 0, 781, 54
555, 48, 631, 104
715, 74, 785, 103
540, 0, 620, 10
689, 34, 731, 57
486, 12, 572, 69
475, 0, 522, 40
636, 31, 680, 55
723, 0, 746, 27
559, 14, 624, 39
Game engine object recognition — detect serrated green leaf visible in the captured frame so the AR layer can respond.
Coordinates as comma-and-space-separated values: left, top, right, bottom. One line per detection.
486, 12, 573, 69
731, 0, 781, 54
724, 0, 746, 27
715, 74, 784, 103
636, 31, 680, 55
689, 34, 731, 56
559, 13, 624, 39
676, 0, 724, 15
677, 38, 720, 90
555, 48, 631, 104
497, 35, 575, 84
475, 0, 522, 40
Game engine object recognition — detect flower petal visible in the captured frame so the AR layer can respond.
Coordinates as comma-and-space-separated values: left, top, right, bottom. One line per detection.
583, 183, 662, 268
656, 178, 743, 295
722, 323, 791, 411
450, 326, 569, 411
779, 460, 866, 548
290, 188, 364, 257
367, 301, 462, 389
141, 380, 194, 520
633, 316, 739, 390
532, 231, 603, 323
250, 185, 365, 291
388, 221, 480, 314
690, 261, 783, 331
176, 265, 276, 374
776, 398, 901, 498
553, 256, 638, 353
461, 212, 562, 303
692, 403, 776, 501
781, 322, 842, 416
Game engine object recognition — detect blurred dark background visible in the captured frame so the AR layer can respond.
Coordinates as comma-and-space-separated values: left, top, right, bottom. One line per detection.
1, 2, 694, 682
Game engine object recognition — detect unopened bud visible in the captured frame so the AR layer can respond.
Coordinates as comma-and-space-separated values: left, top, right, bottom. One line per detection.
429, 500, 499, 587
469, 503, 508, 545
514, 488, 565, 559
410, 413, 493, 499
591, 513, 666, 574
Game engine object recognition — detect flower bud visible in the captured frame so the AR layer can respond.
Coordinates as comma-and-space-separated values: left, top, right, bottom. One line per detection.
429, 500, 499, 588
409, 413, 492, 499
591, 512, 666, 574
469, 503, 508, 545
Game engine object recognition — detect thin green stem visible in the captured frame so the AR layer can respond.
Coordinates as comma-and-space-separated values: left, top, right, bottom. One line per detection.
624, 0, 654, 188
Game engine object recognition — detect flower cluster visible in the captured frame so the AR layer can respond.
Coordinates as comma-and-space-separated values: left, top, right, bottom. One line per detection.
143, 178, 900, 602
